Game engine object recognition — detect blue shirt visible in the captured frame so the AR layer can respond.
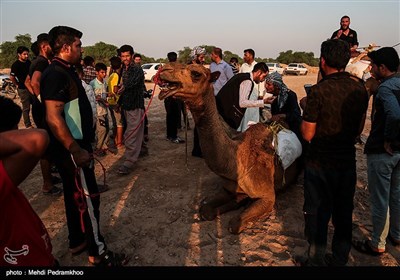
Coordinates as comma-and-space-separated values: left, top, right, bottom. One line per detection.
210, 60, 234, 96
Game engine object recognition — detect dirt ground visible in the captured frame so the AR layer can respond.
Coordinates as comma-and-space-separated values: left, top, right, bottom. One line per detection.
16, 72, 399, 267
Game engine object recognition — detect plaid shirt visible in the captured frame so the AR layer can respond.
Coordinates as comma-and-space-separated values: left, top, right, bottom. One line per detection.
83, 65, 96, 84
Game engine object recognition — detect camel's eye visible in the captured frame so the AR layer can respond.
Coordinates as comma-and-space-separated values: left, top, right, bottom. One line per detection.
191, 71, 203, 81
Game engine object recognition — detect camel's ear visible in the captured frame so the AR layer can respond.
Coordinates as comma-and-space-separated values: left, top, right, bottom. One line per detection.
210, 71, 221, 83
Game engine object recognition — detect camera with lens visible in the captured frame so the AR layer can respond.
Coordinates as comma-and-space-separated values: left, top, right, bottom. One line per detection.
143, 89, 153, 99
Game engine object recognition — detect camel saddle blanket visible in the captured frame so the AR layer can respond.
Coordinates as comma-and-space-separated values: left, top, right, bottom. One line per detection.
345, 59, 371, 80
273, 129, 302, 170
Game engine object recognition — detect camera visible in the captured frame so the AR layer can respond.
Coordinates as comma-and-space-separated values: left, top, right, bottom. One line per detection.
143, 89, 153, 99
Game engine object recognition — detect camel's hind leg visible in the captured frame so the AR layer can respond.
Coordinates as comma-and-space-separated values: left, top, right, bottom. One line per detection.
228, 196, 275, 234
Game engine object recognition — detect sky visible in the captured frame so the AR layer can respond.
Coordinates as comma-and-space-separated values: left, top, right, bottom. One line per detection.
0, 0, 399, 60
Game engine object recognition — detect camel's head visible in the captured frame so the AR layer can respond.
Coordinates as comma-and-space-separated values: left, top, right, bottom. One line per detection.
157, 63, 220, 107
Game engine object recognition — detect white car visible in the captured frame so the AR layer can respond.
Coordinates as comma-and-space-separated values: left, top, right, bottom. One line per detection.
284, 63, 308, 75
141, 63, 164, 82
266, 63, 284, 75
0, 73, 10, 88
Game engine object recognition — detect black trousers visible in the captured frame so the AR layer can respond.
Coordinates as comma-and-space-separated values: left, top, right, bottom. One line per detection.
31, 95, 45, 129
52, 141, 106, 257
192, 126, 202, 157
164, 97, 180, 139
303, 160, 356, 265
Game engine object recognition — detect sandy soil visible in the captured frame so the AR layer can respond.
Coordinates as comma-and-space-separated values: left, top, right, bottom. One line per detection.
17, 72, 400, 267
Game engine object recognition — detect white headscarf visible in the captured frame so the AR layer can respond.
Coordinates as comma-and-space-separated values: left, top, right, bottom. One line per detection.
265, 72, 290, 110
190, 46, 206, 61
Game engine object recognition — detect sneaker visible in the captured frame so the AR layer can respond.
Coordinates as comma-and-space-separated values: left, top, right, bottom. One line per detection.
89, 250, 129, 267
170, 137, 185, 144
117, 165, 131, 175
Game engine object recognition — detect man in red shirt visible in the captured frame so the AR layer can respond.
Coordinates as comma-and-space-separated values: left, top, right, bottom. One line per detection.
0, 95, 57, 266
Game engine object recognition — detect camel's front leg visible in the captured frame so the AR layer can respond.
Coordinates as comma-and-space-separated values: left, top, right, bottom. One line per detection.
228, 196, 275, 234
200, 193, 250, 221
200, 180, 243, 221
200, 190, 235, 221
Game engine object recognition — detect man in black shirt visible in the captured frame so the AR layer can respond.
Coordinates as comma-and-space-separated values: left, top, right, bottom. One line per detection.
116, 44, 146, 175
26, 33, 53, 128
164, 52, 185, 144
41, 26, 128, 266
331, 15, 359, 53
25, 33, 62, 196
10, 46, 32, 128
299, 39, 368, 266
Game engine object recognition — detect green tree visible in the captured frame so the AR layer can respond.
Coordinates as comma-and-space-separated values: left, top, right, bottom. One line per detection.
224, 50, 243, 64
178, 47, 192, 64
276, 50, 319, 66
0, 34, 33, 68
0, 33, 320, 69
177, 45, 243, 65
83, 41, 118, 65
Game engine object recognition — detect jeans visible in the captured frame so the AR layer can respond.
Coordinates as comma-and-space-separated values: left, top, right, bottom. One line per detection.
367, 152, 400, 250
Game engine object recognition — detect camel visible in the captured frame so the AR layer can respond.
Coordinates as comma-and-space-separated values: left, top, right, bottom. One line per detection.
157, 63, 301, 234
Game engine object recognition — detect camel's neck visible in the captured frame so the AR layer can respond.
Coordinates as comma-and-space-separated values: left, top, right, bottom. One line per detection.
189, 88, 238, 179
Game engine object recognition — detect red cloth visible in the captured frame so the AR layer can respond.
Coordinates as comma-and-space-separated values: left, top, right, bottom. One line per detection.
0, 160, 55, 266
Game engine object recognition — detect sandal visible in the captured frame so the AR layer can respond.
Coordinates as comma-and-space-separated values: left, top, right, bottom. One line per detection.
352, 239, 384, 256
170, 137, 185, 144
89, 250, 129, 267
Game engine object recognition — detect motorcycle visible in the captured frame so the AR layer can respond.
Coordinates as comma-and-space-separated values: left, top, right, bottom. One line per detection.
1, 77, 18, 99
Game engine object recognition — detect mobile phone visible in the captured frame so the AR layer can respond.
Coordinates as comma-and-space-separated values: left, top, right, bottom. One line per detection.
304, 84, 313, 95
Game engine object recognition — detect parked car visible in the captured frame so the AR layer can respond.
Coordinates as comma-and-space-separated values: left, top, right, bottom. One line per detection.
141, 63, 164, 82
0, 73, 17, 98
284, 63, 308, 75
0, 72, 10, 88
266, 63, 284, 75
